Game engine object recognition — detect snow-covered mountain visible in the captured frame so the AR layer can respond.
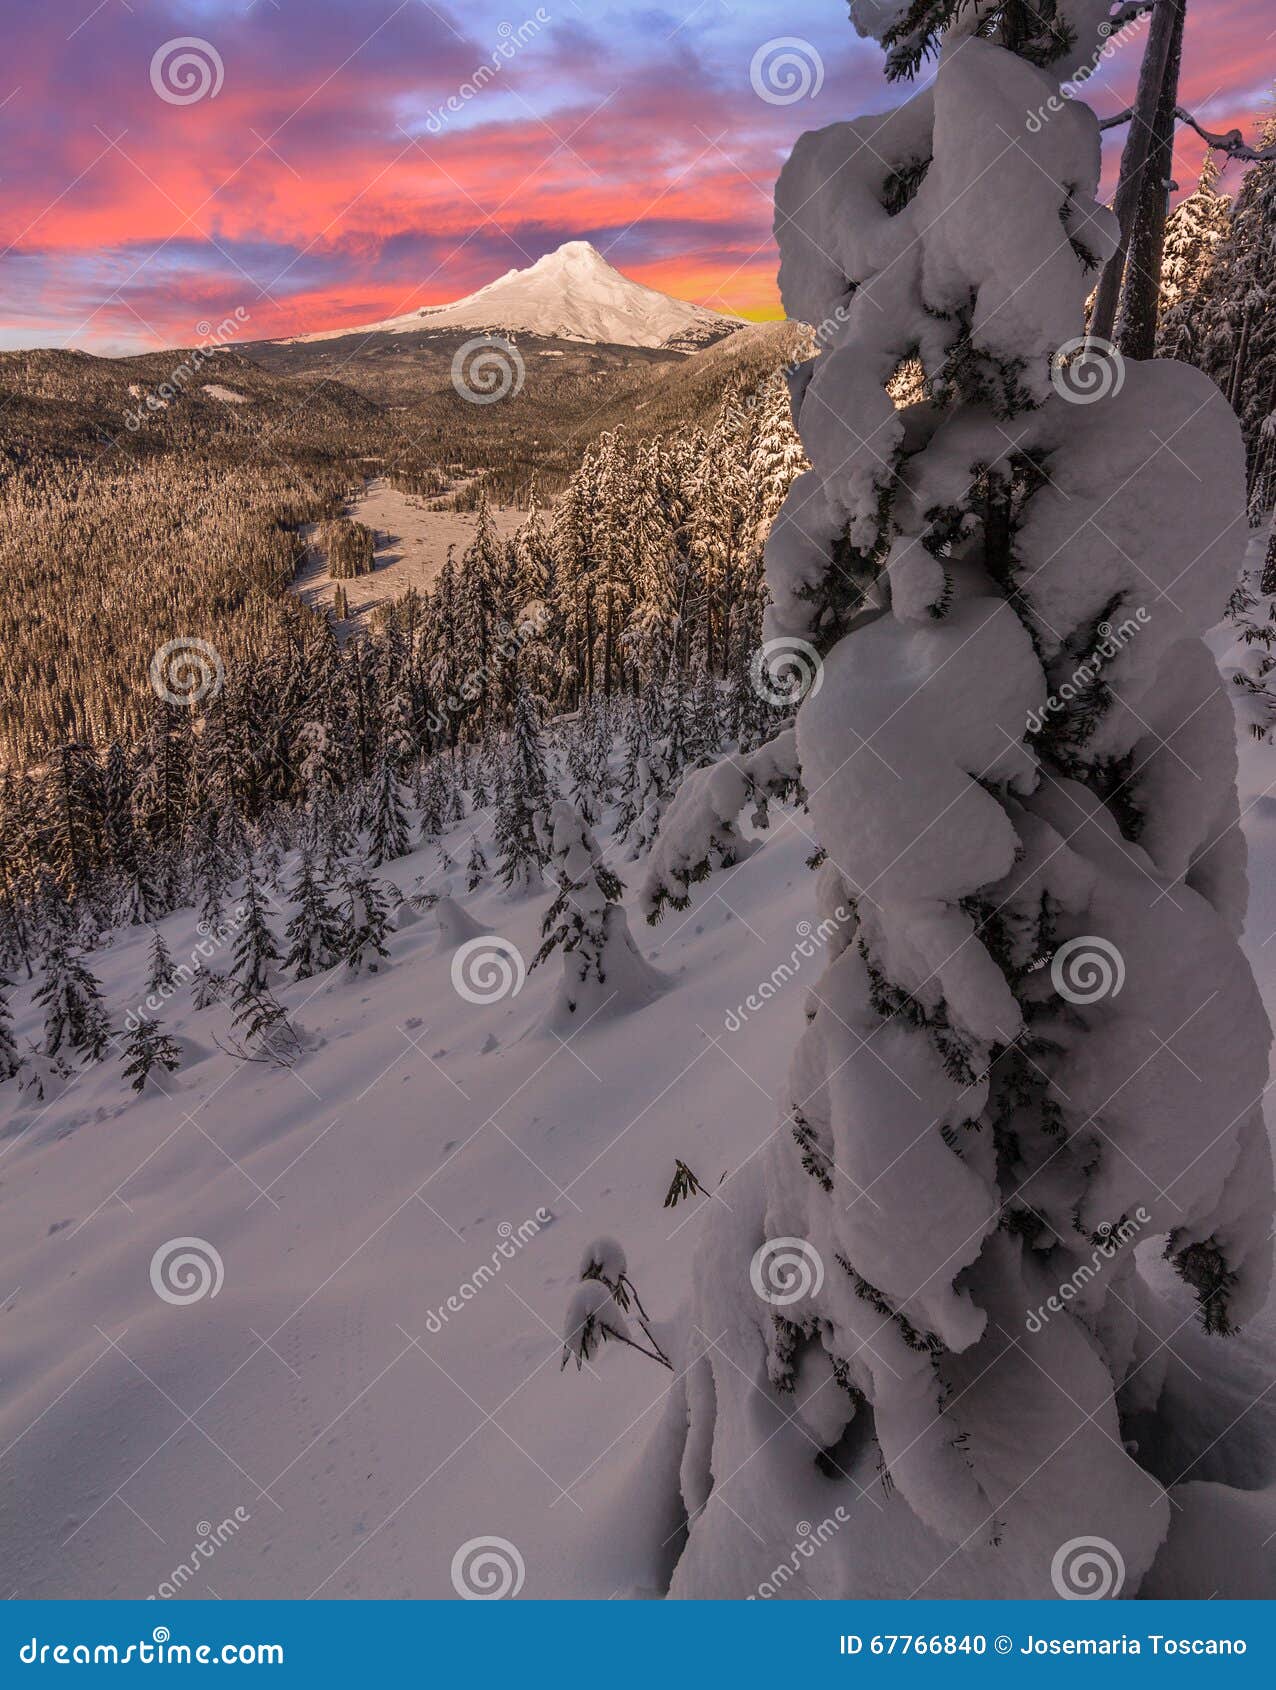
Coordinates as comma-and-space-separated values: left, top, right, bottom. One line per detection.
281, 241, 746, 352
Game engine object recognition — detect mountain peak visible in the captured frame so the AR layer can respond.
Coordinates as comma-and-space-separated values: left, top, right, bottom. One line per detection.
281, 240, 744, 352
539, 239, 606, 263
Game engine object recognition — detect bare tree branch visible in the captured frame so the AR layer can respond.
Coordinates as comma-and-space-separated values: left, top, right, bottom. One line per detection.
1098, 105, 1276, 163
1174, 108, 1276, 163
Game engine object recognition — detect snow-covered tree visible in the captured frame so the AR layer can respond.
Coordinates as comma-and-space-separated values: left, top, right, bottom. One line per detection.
615, 707, 671, 860
146, 927, 176, 997
36, 938, 111, 1063
121, 1015, 181, 1093
340, 874, 392, 976
1156, 151, 1231, 364
190, 959, 223, 1010
535, 800, 662, 1029
367, 736, 411, 866
416, 755, 450, 841
230, 864, 279, 999
284, 851, 345, 980
494, 684, 553, 894
638, 1, 1273, 1600
0, 975, 21, 1082
466, 833, 488, 893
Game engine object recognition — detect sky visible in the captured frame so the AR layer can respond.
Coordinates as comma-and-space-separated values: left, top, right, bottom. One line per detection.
0, 0, 1272, 354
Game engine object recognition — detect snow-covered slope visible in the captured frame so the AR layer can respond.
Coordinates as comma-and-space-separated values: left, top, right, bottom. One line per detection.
280, 242, 745, 352
3, 611, 1276, 1599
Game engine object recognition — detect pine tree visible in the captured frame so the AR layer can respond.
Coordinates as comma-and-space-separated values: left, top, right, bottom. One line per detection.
637, 4, 1273, 1599
1184, 98, 1276, 512
190, 960, 223, 1010
0, 975, 21, 1082
565, 720, 600, 825
367, 735, 411, 866
146, 927, 177, 996
1156, 152, 1231, 364
230, 863, 279, 999
340, 874, 392, 975
535, 800, 661, 1027
615, 706, 670, 860
192, 821, 228, 935
36, 938, 111, 1063
283, 851, 344, 980
494, 685, 554, 894
121, 1015, 181, 1093
416, 755, 450, 840
465, 833, 488, 892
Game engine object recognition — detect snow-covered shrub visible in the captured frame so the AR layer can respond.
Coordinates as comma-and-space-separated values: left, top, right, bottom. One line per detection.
562, 1237, 670, 1371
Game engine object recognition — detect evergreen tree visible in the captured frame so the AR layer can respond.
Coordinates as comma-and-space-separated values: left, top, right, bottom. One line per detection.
416, 755, 450, 840
1156, 152, 1231, 364
494, 685, 554, 894
340, 874, 393, 975
535, 800, 662, 1028
35, 938, 111, 1063
367, 735, 411, 866
465, 832, 488, 892
230, 862, 280, 999
637, 3, 1273, 1598
0, 975, 21, 1082
565, 719, 601, 825
146, 927, 177, 996
283, 851, 344, 980
121, 1015, 181, 1093
192, 822, 228, 935
190, 959, 223, 1010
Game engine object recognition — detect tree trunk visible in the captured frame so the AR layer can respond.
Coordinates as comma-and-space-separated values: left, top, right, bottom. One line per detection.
1117, 0, 1187, 359
1090, 0, 1186, 346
